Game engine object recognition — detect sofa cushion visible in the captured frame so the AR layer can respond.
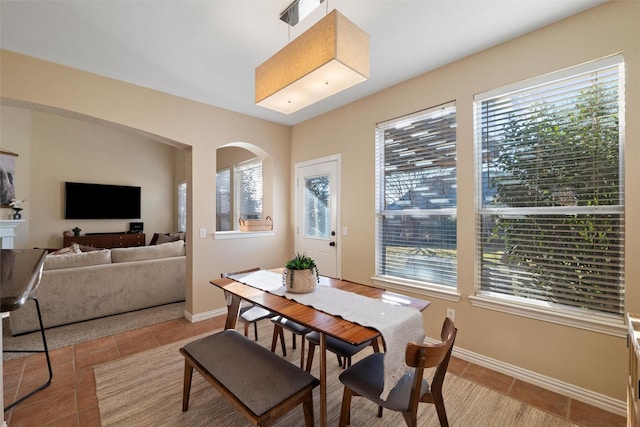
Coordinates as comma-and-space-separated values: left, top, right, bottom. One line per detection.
43, 249, 112, 271
78, 244, 104, 252
10, 255, 186, 335
111, 240, 185, 263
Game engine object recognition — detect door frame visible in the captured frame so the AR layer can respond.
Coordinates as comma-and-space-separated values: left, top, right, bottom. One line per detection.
294, 154, 342, 279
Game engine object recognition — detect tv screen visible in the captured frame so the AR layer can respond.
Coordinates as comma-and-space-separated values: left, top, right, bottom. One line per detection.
64, 182, 141, 219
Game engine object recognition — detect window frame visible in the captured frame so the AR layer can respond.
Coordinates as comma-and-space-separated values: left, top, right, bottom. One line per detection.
233, 157, 263, 225
214, 157, 274, 238
372, 102, 461, 301
216, 168, 231, 232
470, 55, 626, 337
177, 181, 187, 233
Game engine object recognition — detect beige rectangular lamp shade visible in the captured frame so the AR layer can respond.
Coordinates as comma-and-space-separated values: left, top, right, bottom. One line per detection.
255, 10, 369, 115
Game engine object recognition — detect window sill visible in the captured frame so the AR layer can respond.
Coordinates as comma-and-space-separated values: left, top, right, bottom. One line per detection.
371, 275, 461, 302
469, 293, 626, 338
213, 230, 275, 240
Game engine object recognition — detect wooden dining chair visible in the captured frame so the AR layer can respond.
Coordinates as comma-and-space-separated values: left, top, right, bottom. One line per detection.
305, 331, 380, 372
221, 268, 276, 341
270, 315, 312, 369
337, 317, 457, 427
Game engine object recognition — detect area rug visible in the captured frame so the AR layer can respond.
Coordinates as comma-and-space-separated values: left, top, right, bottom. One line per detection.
3, 302, 185, 360
94, 324, 578, 427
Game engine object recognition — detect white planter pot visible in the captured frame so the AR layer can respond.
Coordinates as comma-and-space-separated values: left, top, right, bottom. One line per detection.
284, 268, 318, 293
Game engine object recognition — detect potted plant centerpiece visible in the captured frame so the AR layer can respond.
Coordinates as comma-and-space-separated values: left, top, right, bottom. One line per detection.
283, 253, 319, 294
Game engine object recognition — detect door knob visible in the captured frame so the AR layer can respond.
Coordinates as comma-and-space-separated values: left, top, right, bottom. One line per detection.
329, 241, 336, 247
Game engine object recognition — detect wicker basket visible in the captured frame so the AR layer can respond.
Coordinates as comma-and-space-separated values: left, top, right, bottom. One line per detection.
283, 268, 318, 294
239, 216, 273, 232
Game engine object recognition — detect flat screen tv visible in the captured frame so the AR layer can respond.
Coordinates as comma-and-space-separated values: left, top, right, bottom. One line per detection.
64, 182, 141, 219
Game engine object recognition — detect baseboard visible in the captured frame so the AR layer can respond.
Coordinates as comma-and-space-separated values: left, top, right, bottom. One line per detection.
435, 338, 627, 417
184, 307, 226, 323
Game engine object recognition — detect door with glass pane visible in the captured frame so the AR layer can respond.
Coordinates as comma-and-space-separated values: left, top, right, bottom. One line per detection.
295, 158, 339, 278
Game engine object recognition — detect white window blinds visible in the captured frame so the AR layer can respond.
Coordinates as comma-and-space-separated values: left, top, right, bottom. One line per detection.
234, 158, 263, 223
375, 102, 457, 287
216, 168, 231, 231
177, 181, 187, 233
475, 55, 624, 319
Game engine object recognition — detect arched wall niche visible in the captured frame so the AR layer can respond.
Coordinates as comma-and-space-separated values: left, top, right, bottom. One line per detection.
216, 142, 274, 232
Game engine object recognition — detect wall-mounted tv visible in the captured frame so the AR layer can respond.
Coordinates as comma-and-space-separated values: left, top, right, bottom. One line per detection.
64, 182, 141, 219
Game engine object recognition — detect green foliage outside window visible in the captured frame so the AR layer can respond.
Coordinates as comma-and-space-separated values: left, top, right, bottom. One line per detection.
481, 70, 624, 317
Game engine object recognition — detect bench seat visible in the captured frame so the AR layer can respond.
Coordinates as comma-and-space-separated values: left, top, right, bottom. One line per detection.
180, 330, 319, 426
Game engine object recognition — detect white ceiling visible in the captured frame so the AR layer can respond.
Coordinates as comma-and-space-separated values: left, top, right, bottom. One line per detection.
0, 0, 605, 126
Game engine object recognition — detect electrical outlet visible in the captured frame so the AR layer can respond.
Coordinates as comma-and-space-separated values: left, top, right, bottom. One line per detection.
446, 308, 455, 321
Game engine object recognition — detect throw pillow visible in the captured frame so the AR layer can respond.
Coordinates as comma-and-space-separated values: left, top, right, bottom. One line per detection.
156, 232, 185, 245
50, 243, 82, 255
150, 232, 186, 245
149, 233, 161, 245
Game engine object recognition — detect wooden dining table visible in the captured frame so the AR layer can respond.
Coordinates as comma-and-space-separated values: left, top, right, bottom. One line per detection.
210, 270, 430, 427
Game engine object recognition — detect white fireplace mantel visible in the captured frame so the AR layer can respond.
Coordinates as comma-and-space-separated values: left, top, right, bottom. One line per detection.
0, 219, 25, 249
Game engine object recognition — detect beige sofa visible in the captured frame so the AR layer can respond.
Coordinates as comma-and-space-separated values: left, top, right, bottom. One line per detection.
9, 240, 186, 335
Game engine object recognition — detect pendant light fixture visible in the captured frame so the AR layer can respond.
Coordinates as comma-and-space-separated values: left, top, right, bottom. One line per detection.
255, 1, 369, 115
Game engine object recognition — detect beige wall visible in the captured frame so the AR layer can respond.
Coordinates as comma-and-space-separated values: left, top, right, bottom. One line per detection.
0, 105, 182, 248
0, 49, 293, 319
290, 1, 639, 403
0, 0, 636, 408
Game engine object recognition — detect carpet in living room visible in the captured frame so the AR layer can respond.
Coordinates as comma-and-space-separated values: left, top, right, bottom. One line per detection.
2, 301, 185, 360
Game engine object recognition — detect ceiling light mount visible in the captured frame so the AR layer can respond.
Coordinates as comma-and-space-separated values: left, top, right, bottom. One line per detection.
256, 9, 369, 115
280, 0, 325, 27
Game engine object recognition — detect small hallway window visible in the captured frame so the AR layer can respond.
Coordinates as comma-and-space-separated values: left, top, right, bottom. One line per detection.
177, 181, 186, 232
216, 156, 263, 232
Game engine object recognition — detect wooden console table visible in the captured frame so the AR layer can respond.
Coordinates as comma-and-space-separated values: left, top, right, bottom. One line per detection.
63, 233, 145, 248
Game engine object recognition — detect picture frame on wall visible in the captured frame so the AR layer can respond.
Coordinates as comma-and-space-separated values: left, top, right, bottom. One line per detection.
0, 150, 18, 207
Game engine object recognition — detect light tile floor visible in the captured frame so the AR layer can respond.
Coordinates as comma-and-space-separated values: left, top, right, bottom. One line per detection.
3, 315, 626, 427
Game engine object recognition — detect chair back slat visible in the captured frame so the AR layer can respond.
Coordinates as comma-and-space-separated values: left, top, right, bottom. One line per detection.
405, 340, 449, 369
405, 317, 456, 369
221, 267, 260, 278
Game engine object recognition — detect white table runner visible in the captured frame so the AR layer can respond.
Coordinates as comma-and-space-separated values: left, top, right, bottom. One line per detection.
230, 270, 425, 399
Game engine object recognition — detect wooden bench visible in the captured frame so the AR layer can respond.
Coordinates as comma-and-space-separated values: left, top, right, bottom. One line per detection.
180, 330, 320, 426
